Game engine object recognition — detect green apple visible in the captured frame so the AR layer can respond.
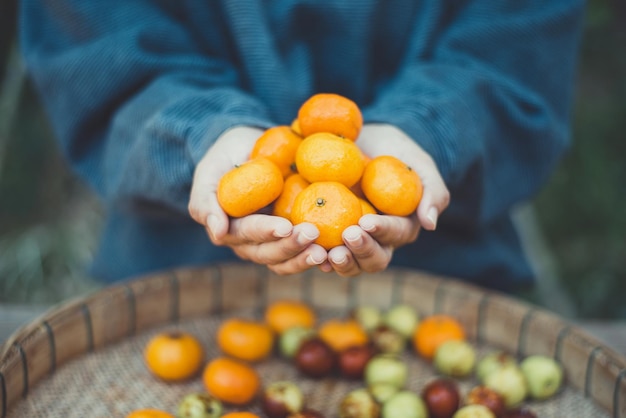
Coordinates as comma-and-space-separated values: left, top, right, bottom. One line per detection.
364, 354, 408, 389
382, 391, 428, 418
339, 388, 380, 418
279, 326, 315, 358
475, 350, 517, 383
352, 305, 383, 333
434, 339, 476, 377
452, 404, 496, 418
177, 393, 223, 418
520, 355, 563, 400
384, 304, 419, 338
484, 364, 528, 408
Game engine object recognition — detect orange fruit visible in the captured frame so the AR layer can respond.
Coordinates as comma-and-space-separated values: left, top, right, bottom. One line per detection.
291, 181, 362, 250
203, 357, 260, 405
272, 173, 310, 220
295, 132, 365, 188
359, 198, 377, 215
143, 331, 204, 382
217, 157, 284, 218
290, 118, 302, 136
217, 318, 274, 362
361, 155, 423, 216
297, 93, 363, 141
412, 314, 466, 360
222, 413, 260, 418
318, 318, 369, 352
265, 300, 317, 334
250, 126, 303, 177
126, 409, 175, 418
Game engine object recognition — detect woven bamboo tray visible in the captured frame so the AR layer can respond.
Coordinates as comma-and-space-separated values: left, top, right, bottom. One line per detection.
1, 263, 625, 417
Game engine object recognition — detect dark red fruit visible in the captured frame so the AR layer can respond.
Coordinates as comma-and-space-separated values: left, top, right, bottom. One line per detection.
294, 337, 336, 378
421, 378, 461, 418
338, 344, 377, 379
287, 409, 325, 418
466, 385, 507, 418
505, 408, 538, 418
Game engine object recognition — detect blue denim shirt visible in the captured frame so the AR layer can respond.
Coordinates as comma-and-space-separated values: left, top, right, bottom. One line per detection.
19, 0, 585, 291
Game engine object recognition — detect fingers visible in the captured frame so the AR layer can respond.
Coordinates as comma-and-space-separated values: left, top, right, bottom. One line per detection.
414, 154, 450, 231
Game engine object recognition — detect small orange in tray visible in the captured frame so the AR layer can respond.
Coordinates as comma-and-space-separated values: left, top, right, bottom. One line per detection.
318, 318, 369, 352
361, 155, 423, 216
295, 132, 365, 188
126, 409, 175, 418
412, 314, 466, 360
297, 93, 363, 141
265, 299, 317, 334
203, 357, 260, 405
217, 157, 284, 218
291, 181, 362, 250
250, 125, 303, 177
272, 173, 310, 220
222, 413, 261, 418
217, 318, 274, 362
143, 331, 204, 382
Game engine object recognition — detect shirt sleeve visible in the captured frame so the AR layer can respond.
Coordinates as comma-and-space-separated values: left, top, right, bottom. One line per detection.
363, 1, 585, 227
19, 0, 274, 216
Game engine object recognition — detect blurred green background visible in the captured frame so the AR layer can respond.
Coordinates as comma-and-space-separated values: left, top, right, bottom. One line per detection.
1, 1, 624, 319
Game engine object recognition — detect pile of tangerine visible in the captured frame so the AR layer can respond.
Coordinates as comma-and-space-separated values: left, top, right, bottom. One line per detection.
217, 93, 424, 250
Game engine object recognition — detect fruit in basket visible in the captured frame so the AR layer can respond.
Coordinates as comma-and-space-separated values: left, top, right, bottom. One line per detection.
475, 351, 517, 383
361, 155, 423, 216
412, 314, 466, 360
295, 132, 365, 187
250, 125, 303, 177
202, 357, 260, 405
465, 386, 506, 418
338, 388, 380, 418
262, 381, 305, 418
217, 318, 274, 362
217, 157, 284, 217
143, 331, 204, 382
297, 92, 363, 141
126, 409, 175, 418
421, 378, 461, 418
503, 407, 537, 418
519, 355, 563, 400
351, 305, 383, 333
291, 181, 363, 250
368, 382, 399, 404
221, 413, 261, 418
279, 326, 316, 358
287, 409, 326, 418
434, 340, 476, 377
338, 343, 377, 379
370, 325, 406, 354
294, 337, 337, 378
272, 173, 311, 220
176, 393, 223, 418
452, 405, 496, 418
483, 364, 528, 408
382, 390, 428, 418
318, 318, 369, 352
265, 300, 317, 335
383, 304, 419, 338
364, 354, 408, 389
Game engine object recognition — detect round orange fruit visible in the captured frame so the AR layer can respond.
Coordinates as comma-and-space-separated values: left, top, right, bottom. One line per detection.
412, 314, 466, 360
203, 357, 260, 405
126, 409, 175, 418
297, 93, 363, 141
318, 318, 369, 352
361, 155, 423, 216
359, 198, 377, 215
222, 413, 260, 418
250, 126, 302, 177
217, 157, 284, 218
265, 299, 317, 334
291, 181, 362, 250
143, 331, 204, 382
295, 132, 365, 188
217, 318, 274, 362
272, 173, 310, 221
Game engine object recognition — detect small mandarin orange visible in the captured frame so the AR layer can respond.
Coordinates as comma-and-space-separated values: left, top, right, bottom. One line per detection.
295, 132, 364, 188
361, 155, 423, 216
412, 314, 466, 360
126, 409, 175, 418
217, 318, 274, 362
290, 118, 302, 136
265, 299, 317, 334
297, 93, 363, 141
203, 357, 260, 405
217, 157, 284, 218
272, 173, 310, 221
291, 181, 362, 250
221, 413, 261, 418
250, 125, 303, 177
359, 198, 377, 215
143, 331, 203, 382
318, 318, 369, 352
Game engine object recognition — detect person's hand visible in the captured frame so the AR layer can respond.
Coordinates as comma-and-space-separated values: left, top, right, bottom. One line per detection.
188, 126, 328, 275
324, 123, 450, 277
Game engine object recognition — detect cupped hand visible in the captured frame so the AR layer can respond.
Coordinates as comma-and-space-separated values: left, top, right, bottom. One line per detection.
328, 123, 450, 277
188, 126, 328, 275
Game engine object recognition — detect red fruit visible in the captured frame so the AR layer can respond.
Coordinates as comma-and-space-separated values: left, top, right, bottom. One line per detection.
505, 408, 538, 418
466, 386, 507, 418
421, 378, 461, 418
294, 337, 336, 378
338, 344, 377, 379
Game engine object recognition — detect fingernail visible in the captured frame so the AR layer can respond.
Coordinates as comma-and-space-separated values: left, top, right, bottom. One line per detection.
344, 229, 363, 247
360, 215, 376, 232
273, 223, 292, 238
297, 227, 318, 245
332, 255, 347, 265
427, 207, 438, 229
306, 254, 323, 265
